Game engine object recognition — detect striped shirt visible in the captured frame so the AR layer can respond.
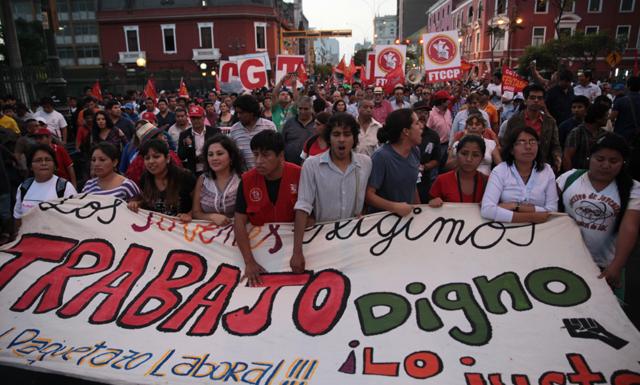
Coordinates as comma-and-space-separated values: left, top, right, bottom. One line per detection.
228, 118, 276, 169
81, 177, 141, 201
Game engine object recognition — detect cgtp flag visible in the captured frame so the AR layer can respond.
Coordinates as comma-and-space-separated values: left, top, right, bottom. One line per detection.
90, 80, 103, 101
383, 63, 405, 95
178, 78, 189, 99
502, 66, 528, 93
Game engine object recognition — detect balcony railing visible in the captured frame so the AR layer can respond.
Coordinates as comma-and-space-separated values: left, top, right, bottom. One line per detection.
192, 48, 221, 61
118, 51, 146, 64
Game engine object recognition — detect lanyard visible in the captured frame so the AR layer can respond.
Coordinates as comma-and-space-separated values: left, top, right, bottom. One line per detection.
456, 171, 478, 203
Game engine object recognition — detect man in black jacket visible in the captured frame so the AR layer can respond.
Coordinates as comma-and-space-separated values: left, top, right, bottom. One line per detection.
177, 105, 219, 176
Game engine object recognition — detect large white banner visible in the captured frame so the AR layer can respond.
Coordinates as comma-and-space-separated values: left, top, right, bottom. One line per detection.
374, 45, 406, 77
1, 195, 639, 384
422, 30, 462, 83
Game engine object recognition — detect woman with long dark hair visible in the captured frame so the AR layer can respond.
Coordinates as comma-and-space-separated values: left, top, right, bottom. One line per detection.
429, 135, 488, 207
127, 139, 195, 221
92, 111, 127, 152
481, 126, 557, 223
82, 142, 140, 201
557, 133, 640, 293
192, 135, 244, 225
366, 108, 422, 216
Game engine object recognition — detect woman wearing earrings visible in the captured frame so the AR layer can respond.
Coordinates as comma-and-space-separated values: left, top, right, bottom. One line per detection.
192, 135, 243, 225
127, 139, 195, 222
82, 142, 140, 201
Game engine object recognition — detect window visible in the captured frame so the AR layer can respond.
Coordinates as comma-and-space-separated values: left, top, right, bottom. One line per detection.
561, 0, 575, 12
58, 47, 75, 66
475, 31, 480, 52
161, 24, 176, 54
584, 25, 599, 34
124, 25, 139, 52
531, 26, 545, 46
587, 0, 602, 12
491, 31, 505, 51
468, 6, 473, 19
71, 0, 95, 20
620, 0, 635, 12
557, 27, 574, 37
77, 45, 100, 65
254, 22, 267, 51
616, 25, 631, 46
74, 23, 98, 44
55, 23, 73, 44
535, 0, 548, 13
198, 22, 214, 49
495, 0, 507, 15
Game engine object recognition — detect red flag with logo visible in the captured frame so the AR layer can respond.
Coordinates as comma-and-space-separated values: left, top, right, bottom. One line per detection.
178, 78, 190, 99
383, 64, 405, 95
90, 80, 103, 101
144, 79, 158, 103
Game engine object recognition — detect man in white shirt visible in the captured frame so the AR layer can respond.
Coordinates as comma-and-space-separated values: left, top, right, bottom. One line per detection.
356, 98, 382, 156
573, 70, 601, 102
390, 85, 411, 110
35, 97, 68, 143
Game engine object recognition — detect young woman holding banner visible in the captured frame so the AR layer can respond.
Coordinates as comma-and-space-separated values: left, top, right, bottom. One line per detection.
557, 133, 640, 294
429, 135, 488, 207
481, 126, 557, 223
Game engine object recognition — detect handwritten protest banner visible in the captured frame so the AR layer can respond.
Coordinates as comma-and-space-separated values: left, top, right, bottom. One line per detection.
502, 66, 529, 93
1, 195, 639, 384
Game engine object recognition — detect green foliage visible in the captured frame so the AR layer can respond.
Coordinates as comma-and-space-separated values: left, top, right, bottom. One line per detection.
13, 18, 47, 66
353, 48, 369, 66
313, 64, 333, 78
517, 32, 616, 76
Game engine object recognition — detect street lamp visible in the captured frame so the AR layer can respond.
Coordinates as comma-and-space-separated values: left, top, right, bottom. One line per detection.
199, 62, 207, 70
136, 57, 146, 68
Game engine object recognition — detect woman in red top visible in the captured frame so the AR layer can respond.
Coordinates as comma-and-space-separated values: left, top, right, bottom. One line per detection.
429, 135, 488, 207
300, 111, 330, 161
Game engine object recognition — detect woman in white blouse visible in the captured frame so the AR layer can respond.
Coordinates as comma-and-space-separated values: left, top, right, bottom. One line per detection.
481, 126, 557, 223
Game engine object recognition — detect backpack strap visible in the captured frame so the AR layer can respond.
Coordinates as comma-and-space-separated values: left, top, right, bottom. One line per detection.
562, 169, 587, 194
55, 177, 69, 198
559, 169, 587, 212
304, 134, 318, 155
19, 177, 35, 200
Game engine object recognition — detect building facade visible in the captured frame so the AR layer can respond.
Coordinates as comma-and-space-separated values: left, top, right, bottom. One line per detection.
97, 0, 301, 80
427, 0, 640, 77
398, 0, 438, 39
11, 0, 101, 68
374, 15, 398, 45
314, 38, 340, 65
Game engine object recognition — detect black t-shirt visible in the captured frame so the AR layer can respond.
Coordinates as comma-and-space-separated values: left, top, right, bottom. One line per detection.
140, 169, 195, 216
235, 178, 282, 214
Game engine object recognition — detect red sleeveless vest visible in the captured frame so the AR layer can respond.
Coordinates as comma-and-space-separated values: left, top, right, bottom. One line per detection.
242, 162, 301, 226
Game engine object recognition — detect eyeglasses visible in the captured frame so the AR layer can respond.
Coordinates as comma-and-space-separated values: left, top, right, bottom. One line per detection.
33, 157, 54, 163
514, 139, 539, 146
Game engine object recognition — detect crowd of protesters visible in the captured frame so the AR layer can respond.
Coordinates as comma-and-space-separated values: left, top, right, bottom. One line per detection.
0, 66, 639, 312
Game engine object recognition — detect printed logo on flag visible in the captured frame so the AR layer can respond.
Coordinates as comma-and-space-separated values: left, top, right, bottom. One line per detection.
425, 34, 457, 66
377, 47, 403, 74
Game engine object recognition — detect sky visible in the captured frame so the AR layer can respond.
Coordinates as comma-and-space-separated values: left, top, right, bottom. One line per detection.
302, 0, 398, 62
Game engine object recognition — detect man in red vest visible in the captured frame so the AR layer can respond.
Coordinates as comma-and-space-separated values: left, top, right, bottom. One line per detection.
234, 130, 301, 286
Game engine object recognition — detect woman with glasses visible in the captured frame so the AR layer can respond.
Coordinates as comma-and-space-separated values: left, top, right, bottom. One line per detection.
481, 126, 557, 223
14, 144, 77, 231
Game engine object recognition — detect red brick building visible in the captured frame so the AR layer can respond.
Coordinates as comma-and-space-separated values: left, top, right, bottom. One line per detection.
97, 0, 301, 90
427, 0, 639, 77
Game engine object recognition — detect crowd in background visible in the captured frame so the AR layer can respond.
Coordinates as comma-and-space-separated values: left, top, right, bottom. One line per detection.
0, 66, 639, 320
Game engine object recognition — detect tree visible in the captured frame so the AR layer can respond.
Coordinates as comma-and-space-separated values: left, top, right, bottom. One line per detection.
548, 0, 573, 38
313, 64, 333, 79
353, 48, 369, 66
486, 26, 506, 73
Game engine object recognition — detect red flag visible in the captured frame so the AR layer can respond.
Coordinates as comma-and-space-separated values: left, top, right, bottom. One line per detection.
383, 64, 405, 95
334, 55, 347, 74
344, 57, 357, 84
178, 78, 189, 99
144, 79, 158, 103
296, 62, 308, 84
461, 59, 473, 72
501, 66, 528, 93
90, 80, 103, 101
